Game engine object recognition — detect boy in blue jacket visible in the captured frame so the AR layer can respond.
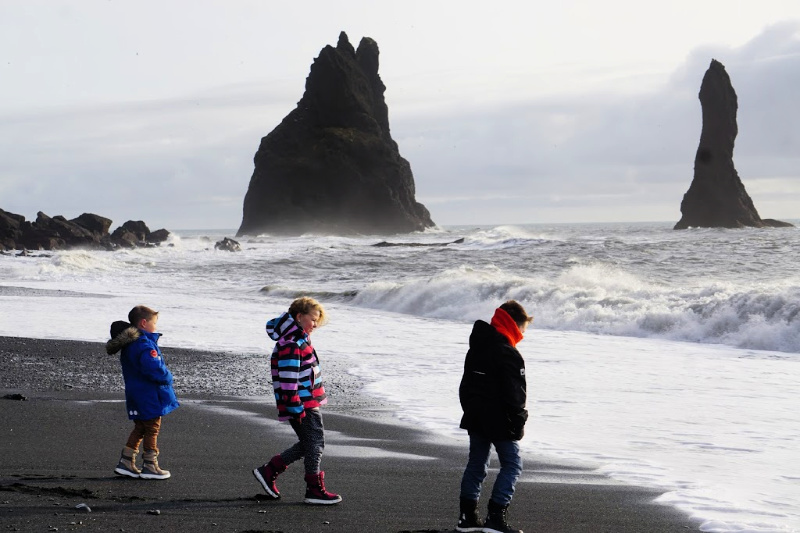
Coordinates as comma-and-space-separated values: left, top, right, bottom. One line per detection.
106, 305, 179, 480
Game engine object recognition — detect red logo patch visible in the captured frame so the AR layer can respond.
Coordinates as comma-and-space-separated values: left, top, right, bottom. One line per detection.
150, 350, 159, 358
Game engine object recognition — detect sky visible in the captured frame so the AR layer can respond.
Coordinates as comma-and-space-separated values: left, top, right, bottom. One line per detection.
1, 1, 800, 230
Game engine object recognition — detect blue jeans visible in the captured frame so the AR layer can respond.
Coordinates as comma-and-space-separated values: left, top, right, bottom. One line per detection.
460, 433, 522, 507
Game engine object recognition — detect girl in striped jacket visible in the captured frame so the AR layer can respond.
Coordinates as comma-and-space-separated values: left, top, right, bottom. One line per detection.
252, 297, 341, 505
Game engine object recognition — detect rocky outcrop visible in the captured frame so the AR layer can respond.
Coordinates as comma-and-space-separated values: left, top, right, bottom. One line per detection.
0, 208, 171, 251
0, 209, 25, 250
675, 60, 793, 229
237, 32, 435, 236
214, 237, 241, 252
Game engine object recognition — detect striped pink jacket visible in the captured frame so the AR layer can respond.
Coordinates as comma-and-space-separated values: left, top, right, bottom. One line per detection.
266, 312, 327, 420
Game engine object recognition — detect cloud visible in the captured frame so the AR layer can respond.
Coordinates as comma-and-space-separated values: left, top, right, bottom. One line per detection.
0, 83, 293, 229
1, 21, 799, 230
400, 21, 800, 224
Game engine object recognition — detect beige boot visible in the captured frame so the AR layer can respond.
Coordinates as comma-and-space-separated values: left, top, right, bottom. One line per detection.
114, 446, 141, 478
140, 450, 171, 480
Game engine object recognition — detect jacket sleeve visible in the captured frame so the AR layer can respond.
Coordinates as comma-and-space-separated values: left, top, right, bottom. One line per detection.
134, 341, 174, 385
496, 348, 528, 440
273, 341, 305, 419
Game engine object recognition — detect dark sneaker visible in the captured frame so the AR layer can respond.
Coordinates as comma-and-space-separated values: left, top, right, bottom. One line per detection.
456, 513, 484, 531
456, 497, 483, 532
484, 500, 522, 533
304, 471, 342, 505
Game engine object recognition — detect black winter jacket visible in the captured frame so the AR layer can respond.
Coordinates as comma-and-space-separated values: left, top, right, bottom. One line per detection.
459, 320, 528, 441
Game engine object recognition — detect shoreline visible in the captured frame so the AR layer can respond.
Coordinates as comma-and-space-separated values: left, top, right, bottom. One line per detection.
0, 335, 700, 531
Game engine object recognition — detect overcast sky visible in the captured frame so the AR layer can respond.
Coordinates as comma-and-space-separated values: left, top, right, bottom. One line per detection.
1, 1, 799, 230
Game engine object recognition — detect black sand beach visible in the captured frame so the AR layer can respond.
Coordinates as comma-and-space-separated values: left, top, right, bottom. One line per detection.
0, 336, 700, 532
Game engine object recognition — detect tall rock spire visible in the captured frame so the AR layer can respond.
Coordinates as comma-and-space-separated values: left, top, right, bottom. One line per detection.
237, 32, 435, 236
675, 59, 791, 229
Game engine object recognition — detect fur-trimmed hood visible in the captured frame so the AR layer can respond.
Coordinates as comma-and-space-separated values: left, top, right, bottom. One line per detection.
106, 321, 140, 355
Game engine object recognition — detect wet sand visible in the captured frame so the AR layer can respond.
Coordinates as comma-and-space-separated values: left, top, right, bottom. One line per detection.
0, 336, 700, 532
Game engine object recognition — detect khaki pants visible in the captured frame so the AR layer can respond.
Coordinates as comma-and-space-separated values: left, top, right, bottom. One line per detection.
125, 417, 162, 452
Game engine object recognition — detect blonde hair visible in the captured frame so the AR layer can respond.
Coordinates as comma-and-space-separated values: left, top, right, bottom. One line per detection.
288, 297, 328, 327
128, 305, 158, 327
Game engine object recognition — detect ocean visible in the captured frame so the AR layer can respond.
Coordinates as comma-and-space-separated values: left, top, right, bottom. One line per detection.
1, 221, 799, 532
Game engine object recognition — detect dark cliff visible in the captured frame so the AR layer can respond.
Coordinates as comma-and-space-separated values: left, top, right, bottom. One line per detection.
0, 208, 170, 252
237, 32, 435, 236
675, 59, 792, 229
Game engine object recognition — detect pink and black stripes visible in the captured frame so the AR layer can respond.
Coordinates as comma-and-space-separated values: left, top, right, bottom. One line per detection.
267, 312, 327, 421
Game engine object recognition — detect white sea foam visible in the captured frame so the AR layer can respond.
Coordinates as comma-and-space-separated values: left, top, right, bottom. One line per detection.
351, 263, 800, 353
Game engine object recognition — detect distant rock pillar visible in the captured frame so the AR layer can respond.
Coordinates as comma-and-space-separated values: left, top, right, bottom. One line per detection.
674, 59, 766, 229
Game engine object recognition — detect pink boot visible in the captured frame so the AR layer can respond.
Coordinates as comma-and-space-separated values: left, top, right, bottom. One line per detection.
253, 454, 288, 499
304, 471, 342, 505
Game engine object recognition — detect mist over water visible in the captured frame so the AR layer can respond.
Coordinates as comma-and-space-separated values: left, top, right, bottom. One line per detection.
2, 221, 799, 532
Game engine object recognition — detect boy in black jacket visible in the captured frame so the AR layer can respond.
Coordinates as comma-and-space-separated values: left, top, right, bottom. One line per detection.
456, 300, 532, 533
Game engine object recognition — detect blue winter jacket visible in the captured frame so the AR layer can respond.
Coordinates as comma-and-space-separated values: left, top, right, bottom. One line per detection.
108, 326, 180, 420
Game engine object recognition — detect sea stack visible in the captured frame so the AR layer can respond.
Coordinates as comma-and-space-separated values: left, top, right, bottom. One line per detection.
236, 32, 435, 236
674, 59, 792, 229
